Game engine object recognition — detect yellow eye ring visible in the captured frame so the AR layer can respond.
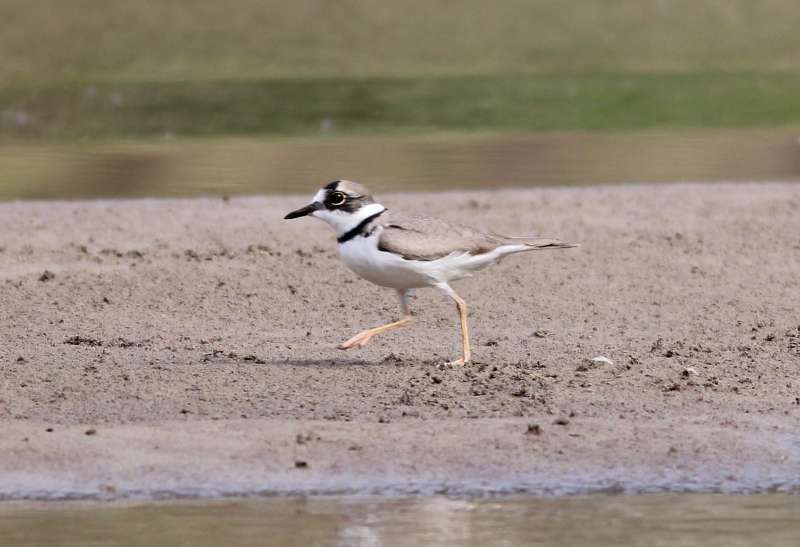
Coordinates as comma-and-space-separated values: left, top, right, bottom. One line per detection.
329, 192, 346, 206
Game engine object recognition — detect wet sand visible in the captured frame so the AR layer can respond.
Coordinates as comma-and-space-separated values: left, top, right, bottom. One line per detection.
1, 183, 799, 499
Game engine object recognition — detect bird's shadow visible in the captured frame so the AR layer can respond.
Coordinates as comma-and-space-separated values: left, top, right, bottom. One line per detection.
203, 352, 475, 368
272, 357, 379, 368
271, 356, 442, 368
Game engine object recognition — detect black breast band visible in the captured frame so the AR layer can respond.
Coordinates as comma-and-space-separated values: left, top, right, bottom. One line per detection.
337, 209, 386, 244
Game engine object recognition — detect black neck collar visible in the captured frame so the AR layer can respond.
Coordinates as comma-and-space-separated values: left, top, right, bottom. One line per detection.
337, 208, 386, 244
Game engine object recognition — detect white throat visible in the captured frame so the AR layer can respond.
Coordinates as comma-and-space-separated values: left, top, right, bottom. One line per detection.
312, 202, 386, 238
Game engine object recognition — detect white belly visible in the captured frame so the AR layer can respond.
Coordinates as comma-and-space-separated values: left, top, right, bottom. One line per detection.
339, 234, 434, 289
338, 234, 515, 289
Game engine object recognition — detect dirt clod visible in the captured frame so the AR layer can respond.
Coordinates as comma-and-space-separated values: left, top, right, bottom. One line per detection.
64, 336, 103, 347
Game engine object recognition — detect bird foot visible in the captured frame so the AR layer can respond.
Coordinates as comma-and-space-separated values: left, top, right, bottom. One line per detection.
338, 330, 375, 350
447, 357, 471, 366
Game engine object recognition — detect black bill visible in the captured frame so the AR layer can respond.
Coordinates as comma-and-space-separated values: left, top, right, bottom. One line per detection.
284, 202, 321, 219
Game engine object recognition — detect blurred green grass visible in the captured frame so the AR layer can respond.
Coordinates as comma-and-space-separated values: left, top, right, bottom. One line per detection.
4, 72, 800, 140
1, 1, 800, 140
3, 0, 800, 81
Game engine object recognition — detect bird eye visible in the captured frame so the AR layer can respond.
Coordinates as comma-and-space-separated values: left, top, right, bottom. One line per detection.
328, 192, 346, 206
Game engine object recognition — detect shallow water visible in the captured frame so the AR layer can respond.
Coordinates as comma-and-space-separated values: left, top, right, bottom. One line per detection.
2, 494, 799, 547
2, 130, 800, 201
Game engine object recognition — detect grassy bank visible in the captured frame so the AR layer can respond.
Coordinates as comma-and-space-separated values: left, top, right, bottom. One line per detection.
3, 72, 800, 140
3, 0, 800, 82
3, 2, 800, 140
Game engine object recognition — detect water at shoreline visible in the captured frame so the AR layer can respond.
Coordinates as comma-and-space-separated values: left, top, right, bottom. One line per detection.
2, 130, 800, 201
2, 493, 799, 547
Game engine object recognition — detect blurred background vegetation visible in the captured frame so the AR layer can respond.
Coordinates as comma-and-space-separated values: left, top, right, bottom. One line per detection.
2, 0, 800, 199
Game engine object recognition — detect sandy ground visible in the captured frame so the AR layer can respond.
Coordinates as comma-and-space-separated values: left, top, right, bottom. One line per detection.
1, 182, 799, 499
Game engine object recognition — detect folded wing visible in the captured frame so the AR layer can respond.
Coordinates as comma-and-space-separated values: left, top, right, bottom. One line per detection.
377, 215, 577, 261
376, 216, 502, 261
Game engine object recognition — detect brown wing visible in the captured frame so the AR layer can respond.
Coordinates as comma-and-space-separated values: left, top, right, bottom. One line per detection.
376, 216, 505, 261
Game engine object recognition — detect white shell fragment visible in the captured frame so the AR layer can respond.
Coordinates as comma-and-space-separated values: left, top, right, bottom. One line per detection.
590, 356, 613, 365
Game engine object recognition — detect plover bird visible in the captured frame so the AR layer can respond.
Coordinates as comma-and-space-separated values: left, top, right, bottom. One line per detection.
284, 180, 577, 365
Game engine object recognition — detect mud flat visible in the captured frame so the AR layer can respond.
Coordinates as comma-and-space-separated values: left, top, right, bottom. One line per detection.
1, 182, 799, 499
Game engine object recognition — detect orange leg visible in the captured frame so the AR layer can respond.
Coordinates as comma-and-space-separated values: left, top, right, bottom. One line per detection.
339, 290, 413, 350
438, 283, 472, 365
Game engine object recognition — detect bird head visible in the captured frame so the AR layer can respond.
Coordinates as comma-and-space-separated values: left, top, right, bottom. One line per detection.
284, 180, 385, 237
